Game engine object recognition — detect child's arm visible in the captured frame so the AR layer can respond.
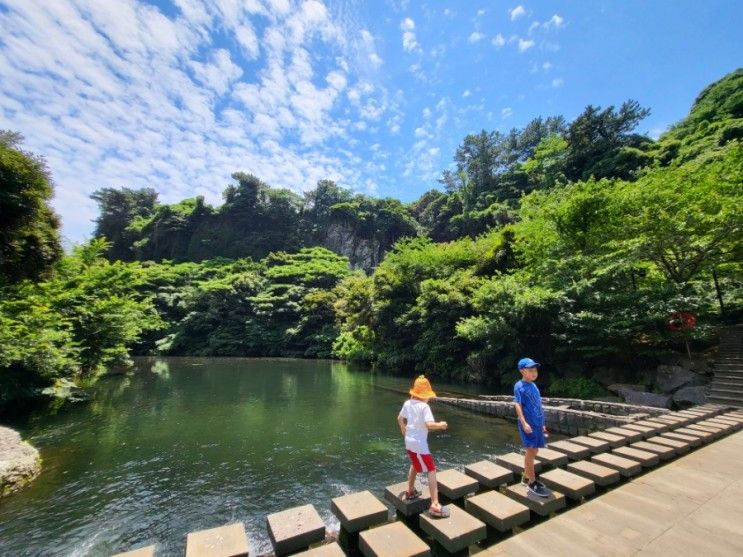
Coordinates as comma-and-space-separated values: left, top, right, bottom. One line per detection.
514, 402, 533, 433
426, 420, 448, 431
397, 415, 407, 436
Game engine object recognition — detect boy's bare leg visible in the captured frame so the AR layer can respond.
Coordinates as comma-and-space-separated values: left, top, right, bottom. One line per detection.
407, 465, 417, 493
524, 448, 538, 483
427, 471, 440, 510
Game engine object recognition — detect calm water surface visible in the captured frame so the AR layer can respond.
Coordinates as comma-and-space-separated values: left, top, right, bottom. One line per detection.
0, 358, 520, 556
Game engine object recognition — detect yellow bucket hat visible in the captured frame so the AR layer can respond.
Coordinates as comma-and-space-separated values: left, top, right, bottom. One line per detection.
409, 375, 436, 399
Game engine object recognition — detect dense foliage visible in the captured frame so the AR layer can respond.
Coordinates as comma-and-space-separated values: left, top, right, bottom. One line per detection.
1, 69, 741, 405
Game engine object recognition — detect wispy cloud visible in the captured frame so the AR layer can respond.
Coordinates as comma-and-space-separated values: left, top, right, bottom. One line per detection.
468, 31, 485, 43
518, 38, 535, 52
492, 33, 506, 48
509, 5, 526, 21
544, 14, 564, 30
400, 17, 421, 53
551, 78, 564, 88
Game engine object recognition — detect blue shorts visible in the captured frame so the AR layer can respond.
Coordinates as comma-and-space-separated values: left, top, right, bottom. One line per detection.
518, 425, 546, 449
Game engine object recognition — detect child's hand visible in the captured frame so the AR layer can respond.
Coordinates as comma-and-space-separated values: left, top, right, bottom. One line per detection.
522, 422, 533, 434
440, 421, 448, 430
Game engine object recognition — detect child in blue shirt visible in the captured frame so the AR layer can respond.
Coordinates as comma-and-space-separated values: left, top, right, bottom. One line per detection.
514, 357, 550, 497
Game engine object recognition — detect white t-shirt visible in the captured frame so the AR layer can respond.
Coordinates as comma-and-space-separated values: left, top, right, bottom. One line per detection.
399, 398, 434, 454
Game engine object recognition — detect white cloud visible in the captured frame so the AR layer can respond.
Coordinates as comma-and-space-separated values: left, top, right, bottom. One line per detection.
400, 17, 420, 53
509, 5, 526, 20
528, 21, 539, 35
462, 89, 471, 97
492, 33, 506, 48
544, 14, 564, 29
501, 107, 513, 119
551, 77, 564, 87
468, 32, 485, 43
477, 10, 486, 17
518, 38, 535, 52
543, 62, 553, 70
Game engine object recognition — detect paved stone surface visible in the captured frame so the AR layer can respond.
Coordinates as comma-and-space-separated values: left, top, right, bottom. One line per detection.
612, 446, 659, 468
186, 523, 249, 557
534, 448, 569, 468
267, 504, 325, 556
294, 542, 346, 557
435, 469, 480, 500
359, 522, 430, 557
384, 481, 431, 516
566, 461, 621, 487
630, 441, 676, 461
495, 452, 542, 475
483, 430, 743, 556
547, 440, 591, 460
419, 503, 487, 553
591, 453, 642, 477
588, 431, 627, 448
539, 468, 595, 501
111, 546, 156, 557
464, 460, 513, 489
570, 435, 611, 454
503, 483, 566, 516
331, 490, 388, 533
465, 490, 530, 532
605, 427, 644, 443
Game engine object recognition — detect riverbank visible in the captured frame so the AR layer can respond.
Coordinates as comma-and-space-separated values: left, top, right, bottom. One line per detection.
0, 426, 41, 497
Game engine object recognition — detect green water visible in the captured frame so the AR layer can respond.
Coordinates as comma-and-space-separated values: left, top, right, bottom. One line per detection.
0, 358, 520, 556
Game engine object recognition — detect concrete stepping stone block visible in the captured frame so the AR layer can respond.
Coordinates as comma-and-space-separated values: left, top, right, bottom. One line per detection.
384, 482, 431, 516
359, 522, 430, 557
464, 490, 530, 532
566, 460, 621, 487
186, 523, 250, 557
331, 490, 388, 533
611, 446, 659, 468
707, 417, 742, 431
569, 435, 611, 454
294, 543, 346, 557
588, 431, 627, 448
652, 415, 690, 426
419, 503, 487, 554
547, 440, 591, 461
630, 440, 676, 461
685, 423, 724, 439
503, 483, 566, 517
534, 448, 569, 468
672, 428, 713, 444
435, 469, 479, 501
464, 460, 513, 489
635, 420, 671, 433
112, 546, 156, 557
539, 468, 595, 501
660, 431, 703, 447
647, 435, 691, 455
620, 423, 658, 439
495, 452, 542, 475
700, 418, 735, 430
591, 453, 642, 477
267, 504, 325, 557
604, 427, 643, 443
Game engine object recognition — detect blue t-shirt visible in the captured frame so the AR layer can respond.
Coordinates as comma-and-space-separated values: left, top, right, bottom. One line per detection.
513, 380, 544, 428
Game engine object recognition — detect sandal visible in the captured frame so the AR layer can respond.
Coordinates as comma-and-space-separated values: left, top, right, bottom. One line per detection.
428, 506, 450, 518
402, 489, 421, 501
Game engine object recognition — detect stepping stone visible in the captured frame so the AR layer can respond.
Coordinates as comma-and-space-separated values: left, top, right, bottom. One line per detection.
673, 427, 714, 444
464, 460, 513, 489
611, 446, 659, 468
630, 440, 676, 461
186, 523, 250, 557
604, 427, 644, 443
569, 435, 610, 454
707, 417, 742, 430
621, 423, 658, 439
547, 440, 591, 460
359, 522, 430, 557
267, 504, 325, 556
700, 418, 735, 431
495, 452, 542, 475
591, 453, 642, 477
534, 447, 569, 468
685, 423, 724, 439
384, 482, 431, 516
112, 547, 155, 557
660, 431, 703, 447
636, 420, 672, 433
419, 503, 487, 554
503, 483, 566, 516
436, 469, 480, 501
539, 468, 595, 501
331, 490, 388, 533
652, 415, 690, 426
566, 460, 621, 487
465, 490, 530, 533
295, 543, 346, 557
647, 435, 691, 455
587, 431, 627, 448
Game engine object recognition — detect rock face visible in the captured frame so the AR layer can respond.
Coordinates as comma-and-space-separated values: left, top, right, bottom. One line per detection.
608, 384, 673, 409
655, 365, 706, 392
0, 426, 41, 497
323, 224, 382, 272
673, 385, 708, 406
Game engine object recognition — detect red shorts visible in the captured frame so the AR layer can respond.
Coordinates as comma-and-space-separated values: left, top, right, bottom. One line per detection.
406, 450, 436, 473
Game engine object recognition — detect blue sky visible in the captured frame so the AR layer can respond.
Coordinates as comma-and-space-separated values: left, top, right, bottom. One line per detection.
1, 0, 741, 245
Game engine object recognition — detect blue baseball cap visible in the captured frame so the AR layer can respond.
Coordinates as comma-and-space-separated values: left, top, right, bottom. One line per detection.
518, 357, 541, 370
